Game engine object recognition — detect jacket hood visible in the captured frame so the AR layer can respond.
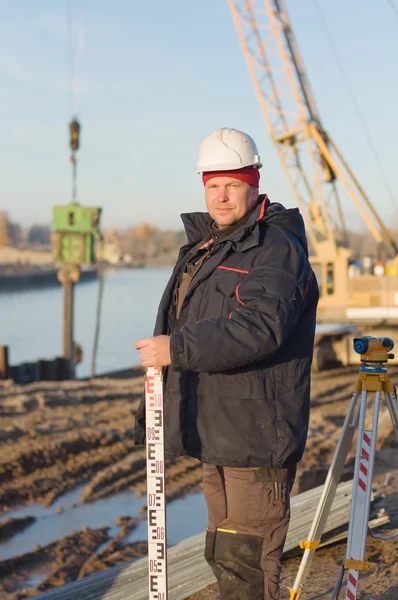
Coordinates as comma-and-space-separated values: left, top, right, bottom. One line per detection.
263, 200, 309, 256
180, 194, 308, 255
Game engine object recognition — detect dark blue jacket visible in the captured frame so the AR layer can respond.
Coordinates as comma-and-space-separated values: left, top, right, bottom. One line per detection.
134, 196, 319, 468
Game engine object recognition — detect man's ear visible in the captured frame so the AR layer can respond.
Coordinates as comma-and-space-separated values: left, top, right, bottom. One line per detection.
251, 187, 259, 204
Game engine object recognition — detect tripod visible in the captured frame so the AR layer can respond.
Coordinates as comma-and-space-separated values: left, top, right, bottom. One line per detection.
289, 336, 398, 600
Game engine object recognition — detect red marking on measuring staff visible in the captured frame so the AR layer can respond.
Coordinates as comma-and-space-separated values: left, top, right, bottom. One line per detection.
146, 376, 155, 407
146, 376, 155, 394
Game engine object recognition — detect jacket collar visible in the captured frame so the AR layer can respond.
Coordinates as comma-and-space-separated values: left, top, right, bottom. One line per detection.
180, 195, 269, 250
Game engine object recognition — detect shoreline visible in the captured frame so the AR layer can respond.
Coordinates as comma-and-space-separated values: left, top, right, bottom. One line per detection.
0, 267, 98, 293
0, 262, 176, 294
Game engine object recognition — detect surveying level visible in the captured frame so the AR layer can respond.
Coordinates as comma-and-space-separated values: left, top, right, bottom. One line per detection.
145, 366, 168, 599
289, 336, 398, 600
353, 336, 394, 360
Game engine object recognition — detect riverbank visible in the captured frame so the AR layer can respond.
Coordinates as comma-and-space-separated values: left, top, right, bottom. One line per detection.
0, 242, 170, 296
0, 366, 396, 599
0, 266, 98, 293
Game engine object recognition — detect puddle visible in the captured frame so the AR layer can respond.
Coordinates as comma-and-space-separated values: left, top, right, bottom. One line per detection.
0, 486, 208, 562
1, 485, 84, 521
0, 486, 146, 560
128, 492, 208, 546
24, 564, 52, 588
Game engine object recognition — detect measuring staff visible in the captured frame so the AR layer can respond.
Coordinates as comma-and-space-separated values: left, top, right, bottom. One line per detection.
145, 366, 168, 599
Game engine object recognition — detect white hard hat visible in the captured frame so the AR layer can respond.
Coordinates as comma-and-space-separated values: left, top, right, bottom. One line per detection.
196, 127, 262, 173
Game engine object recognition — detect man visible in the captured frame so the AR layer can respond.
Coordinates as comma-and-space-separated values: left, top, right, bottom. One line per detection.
134, 127, 319, 600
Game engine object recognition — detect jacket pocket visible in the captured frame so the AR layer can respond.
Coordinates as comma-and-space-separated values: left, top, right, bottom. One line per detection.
215, 282, 236, 318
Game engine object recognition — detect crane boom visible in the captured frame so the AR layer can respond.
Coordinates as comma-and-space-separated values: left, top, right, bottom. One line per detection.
228, 0, 398, 260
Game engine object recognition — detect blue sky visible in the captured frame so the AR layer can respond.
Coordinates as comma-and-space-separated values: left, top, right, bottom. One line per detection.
1, 0, 398, 232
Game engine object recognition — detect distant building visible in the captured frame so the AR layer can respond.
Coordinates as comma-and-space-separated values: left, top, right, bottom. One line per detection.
102, 229, 122, 265
0, 211, 10, 248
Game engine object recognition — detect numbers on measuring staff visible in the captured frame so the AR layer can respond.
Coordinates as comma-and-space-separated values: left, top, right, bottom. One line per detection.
149, 559, 164, 573
147, 426, 160, 441
148, 493, 162, 507
149, 559, 157, 572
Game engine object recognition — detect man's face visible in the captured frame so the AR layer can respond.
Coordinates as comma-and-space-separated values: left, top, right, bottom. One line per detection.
204, 177, 258, 228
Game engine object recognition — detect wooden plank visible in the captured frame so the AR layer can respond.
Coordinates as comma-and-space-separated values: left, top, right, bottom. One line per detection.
36, 480, 378, 600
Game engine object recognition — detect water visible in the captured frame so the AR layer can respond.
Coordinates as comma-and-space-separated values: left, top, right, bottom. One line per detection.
0, 486, 144, 560
0, 267, 173, 377
0, 486, 208, 561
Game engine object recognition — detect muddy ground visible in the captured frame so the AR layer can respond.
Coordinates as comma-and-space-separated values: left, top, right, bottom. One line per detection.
0, 365, 397, 599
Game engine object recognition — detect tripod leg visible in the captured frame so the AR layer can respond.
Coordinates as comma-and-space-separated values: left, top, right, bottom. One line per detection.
385, 390, 398, 444
288, 391, 361, 600
343, 390, 380, 600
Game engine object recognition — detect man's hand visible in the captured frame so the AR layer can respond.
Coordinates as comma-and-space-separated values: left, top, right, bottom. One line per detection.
135, 335, 172, 367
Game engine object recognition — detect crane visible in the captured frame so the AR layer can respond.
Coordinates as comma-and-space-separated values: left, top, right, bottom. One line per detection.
228, 0, 398, 321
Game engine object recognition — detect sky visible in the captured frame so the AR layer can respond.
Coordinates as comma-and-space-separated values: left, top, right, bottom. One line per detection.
1, 0, 398, 232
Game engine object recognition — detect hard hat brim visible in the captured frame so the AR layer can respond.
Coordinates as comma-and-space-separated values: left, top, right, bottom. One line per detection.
196, 162, 263, 174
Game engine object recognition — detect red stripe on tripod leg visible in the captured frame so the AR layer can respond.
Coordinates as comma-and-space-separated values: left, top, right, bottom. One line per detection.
348, 573, 357, 588
347, 589, 356, 600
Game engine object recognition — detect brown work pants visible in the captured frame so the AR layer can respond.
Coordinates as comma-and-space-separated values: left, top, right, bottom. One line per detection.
202, 463, 295, 600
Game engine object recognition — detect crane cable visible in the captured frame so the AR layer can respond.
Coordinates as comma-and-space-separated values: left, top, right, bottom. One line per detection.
91, 261, 105, 378
67, 0, 84, 122
67, 0, 74, 120
67, 0, 78, 204
67, 0, 85, 203
387, 0, 398, 21
312, 0, 398, 213
67, 0, 105, 378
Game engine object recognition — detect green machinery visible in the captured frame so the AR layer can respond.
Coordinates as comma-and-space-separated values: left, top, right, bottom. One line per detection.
52, 203, 102, 265
52, 118, 103, 378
